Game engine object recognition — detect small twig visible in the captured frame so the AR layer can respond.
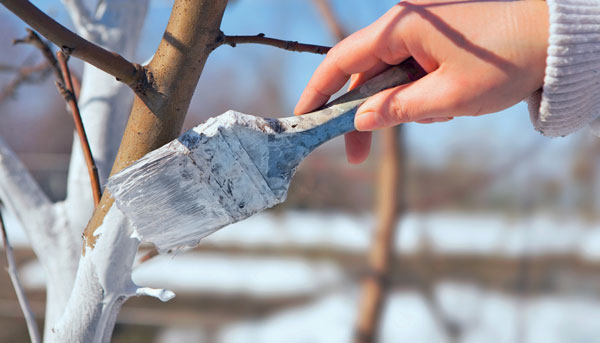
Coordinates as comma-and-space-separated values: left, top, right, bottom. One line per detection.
13, 28, 62, 82
0, 64, 22, 72
0, 62, 50, 103
219, 33, 331, 55
0, 204, 42, 343
0, 29, 65, 104
56, 51, 102, 206
312, 0, 347, 41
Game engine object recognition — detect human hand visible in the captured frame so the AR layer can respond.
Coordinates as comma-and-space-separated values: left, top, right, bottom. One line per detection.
294, 0, 549, 163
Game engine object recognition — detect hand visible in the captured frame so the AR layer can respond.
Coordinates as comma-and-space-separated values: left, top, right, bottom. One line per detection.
294, 0, 549, 164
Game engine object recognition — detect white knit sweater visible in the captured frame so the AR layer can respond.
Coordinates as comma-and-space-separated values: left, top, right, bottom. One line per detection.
528, 0, 600, 136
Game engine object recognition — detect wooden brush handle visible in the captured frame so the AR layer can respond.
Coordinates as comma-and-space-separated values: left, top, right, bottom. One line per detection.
281, 57, 427, 138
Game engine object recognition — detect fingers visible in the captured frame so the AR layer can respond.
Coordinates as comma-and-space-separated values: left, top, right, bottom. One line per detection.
344, 131, 372, 164
295, 11, 410, 114
344, 64, 394, 164
355, 68, 460, 131
348, 63, 391, 91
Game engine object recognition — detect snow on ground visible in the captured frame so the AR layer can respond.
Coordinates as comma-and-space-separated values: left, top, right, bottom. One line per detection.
219, 282, 600, 343
132, 253, 344, 296
20, 252, 345, 297
205, 211, 600, 260
4, 209, 600, 259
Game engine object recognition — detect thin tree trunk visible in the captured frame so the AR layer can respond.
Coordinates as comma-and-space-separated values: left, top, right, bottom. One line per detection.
355, 126, 405, 343
47, 1, 229, 341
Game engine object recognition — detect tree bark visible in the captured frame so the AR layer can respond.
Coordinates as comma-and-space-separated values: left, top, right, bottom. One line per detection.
47, 1, 229, 341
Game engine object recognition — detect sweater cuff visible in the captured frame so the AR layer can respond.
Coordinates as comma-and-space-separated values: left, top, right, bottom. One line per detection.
529, 0, 600, 137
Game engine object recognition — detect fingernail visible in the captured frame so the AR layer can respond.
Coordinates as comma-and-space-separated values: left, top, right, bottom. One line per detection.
355, 111, 383, 131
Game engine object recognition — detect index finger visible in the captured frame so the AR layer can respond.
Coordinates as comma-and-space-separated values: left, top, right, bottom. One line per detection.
294, 7, 409, 114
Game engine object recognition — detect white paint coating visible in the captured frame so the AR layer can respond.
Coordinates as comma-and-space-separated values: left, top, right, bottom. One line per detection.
108, 111, 286, 252
136, 287, 176, 302
0, 1, 150, 342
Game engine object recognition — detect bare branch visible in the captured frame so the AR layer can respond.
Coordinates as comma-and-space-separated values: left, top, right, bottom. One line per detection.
83, 0, 228, 248
13, 28, 63, 81
0, 62, 50, 103
0, 65, 22, 72
56, 51, 102, 206
219, 33, 331, 55
312, 0, 347, 41
0, 0, 149, 92
0, 29, 69, 103
0, 204, 42, 343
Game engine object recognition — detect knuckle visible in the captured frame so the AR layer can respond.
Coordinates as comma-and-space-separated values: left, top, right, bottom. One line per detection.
389, 95, 411, 123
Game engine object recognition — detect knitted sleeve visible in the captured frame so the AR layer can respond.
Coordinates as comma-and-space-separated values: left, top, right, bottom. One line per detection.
528, 0, 600, 137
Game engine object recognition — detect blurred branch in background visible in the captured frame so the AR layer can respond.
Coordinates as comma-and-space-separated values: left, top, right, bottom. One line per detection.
0, 203, 41, 343
13, 29, 62, 82
0, 28, 82, 104
311, 1, 405, 341
412, 142, 542, 212
0, 0, 146, 93
312, 0, 347, 41
0, 63, 50, 103
355, 127, 405, 343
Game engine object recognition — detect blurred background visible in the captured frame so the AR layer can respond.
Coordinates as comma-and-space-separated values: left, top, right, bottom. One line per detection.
3, 0, 600, 342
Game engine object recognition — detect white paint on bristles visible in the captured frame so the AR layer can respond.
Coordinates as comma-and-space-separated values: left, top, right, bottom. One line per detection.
108, 111, 288, 252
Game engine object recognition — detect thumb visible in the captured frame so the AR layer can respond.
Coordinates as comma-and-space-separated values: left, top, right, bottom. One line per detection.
355, 69, 460, 131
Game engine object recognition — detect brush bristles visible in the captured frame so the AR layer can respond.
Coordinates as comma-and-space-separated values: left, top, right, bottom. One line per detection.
107, 118, 281, 252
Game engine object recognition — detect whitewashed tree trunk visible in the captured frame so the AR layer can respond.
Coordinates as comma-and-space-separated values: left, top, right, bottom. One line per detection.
0, 1, 149, 341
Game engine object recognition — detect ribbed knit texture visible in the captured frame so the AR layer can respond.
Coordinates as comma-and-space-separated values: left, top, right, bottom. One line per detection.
528, 0, 600, 136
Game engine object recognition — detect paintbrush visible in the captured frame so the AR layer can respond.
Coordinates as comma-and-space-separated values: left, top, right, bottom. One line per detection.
106, 58, 425, 252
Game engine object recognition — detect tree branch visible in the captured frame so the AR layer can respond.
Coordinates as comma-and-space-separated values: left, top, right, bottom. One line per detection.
83, 0, 229, 249
219, 33, 331, 55
0, 62, 50, 103
46, 1, 227, 341
0, 204, 42, 343
56, 51, 102, 206
13, 28, 63, 82
0, 0, 149, 92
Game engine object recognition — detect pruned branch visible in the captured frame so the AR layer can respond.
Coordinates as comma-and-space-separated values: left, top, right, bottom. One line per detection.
0, 203, 42, 343
0, 0, 150, 93
219, 32, 331, 55
56, 51, 102, 206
